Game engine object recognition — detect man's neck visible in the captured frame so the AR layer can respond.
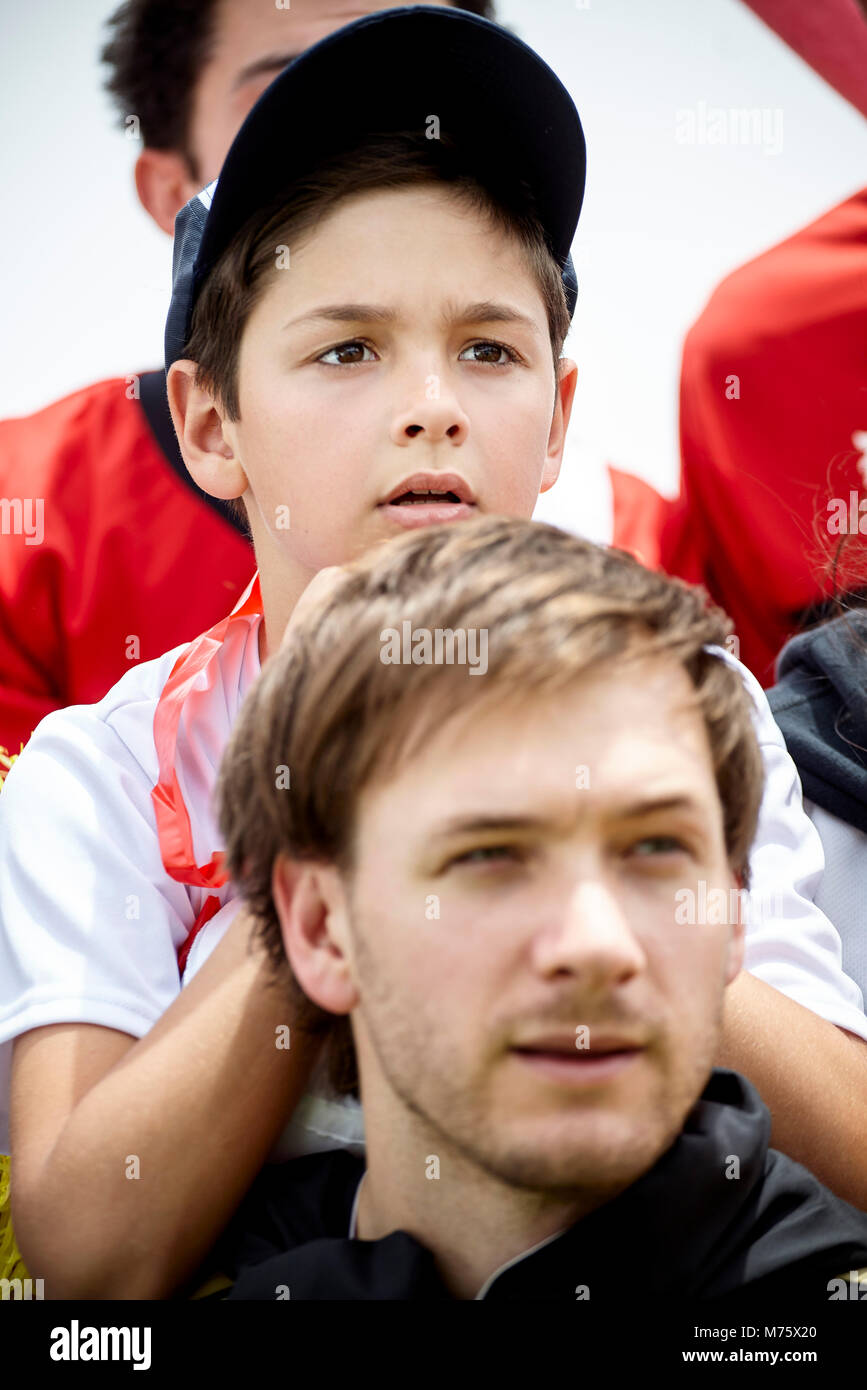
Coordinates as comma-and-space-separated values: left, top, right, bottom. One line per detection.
354, 1131, 614, 1300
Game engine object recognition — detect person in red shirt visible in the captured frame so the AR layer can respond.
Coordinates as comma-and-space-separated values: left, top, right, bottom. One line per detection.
611, 0, 867, 687
0, 0, 494, 774
615, 186, 867, 687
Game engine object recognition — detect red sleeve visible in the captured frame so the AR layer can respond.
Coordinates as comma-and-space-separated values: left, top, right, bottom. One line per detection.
0, 377, 255, 762
663, 188, 867, 686
0, 393, 82, 761
608, 464, 681, 576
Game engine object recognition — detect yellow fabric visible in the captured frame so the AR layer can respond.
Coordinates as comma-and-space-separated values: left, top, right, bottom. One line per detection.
0, 1153, 30, 1282
2, 1148, 237, 1296
0, 744, 21, 791
188, 1271, 234, 1300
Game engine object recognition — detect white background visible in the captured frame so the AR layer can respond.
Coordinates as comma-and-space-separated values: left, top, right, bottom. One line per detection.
1, 0, 866, 540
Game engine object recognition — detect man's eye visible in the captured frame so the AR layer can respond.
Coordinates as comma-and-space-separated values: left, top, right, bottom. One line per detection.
317, 340, 377, 366
449, 845, 520, 868
628, 836, 689, 858
458, 341, 519, 366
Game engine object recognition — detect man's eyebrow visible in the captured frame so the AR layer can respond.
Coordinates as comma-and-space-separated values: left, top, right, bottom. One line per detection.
232, 53, 300, 91
282, 301, 542, 334
430, 796, 711, 841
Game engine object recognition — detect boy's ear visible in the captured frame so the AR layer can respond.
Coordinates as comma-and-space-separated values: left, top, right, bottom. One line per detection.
271, 855, 358, 1017
166, 359, 250, 502
540, 357, 578, 494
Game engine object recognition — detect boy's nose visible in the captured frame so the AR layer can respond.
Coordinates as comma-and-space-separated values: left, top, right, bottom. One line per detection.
391, 382, 470, 446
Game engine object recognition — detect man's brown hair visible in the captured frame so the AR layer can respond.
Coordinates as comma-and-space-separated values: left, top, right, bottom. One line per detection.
217, 517, 765, 1100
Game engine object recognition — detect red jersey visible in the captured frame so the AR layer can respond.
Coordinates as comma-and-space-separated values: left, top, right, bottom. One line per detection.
611, 186, 867, 686
0, 370, 255, 765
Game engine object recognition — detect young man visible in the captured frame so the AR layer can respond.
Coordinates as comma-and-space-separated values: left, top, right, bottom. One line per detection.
1, 8, 865, 1303
0, 0, 492, 766
208, 515, 867, 1301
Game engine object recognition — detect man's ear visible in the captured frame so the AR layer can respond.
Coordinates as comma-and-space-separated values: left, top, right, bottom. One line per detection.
134, 148, 200, 236
166, 359, 250, 501
540, 357, 578, 494
271, 855, 358, 1016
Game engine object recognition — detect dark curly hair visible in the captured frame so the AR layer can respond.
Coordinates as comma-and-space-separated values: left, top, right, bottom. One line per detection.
101, 1, 498, 177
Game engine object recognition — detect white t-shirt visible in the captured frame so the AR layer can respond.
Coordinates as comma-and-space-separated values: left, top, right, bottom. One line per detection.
0, 601, 864, 1157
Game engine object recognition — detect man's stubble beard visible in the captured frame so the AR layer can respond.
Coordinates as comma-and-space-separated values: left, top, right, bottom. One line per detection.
347, 906, 723, 1200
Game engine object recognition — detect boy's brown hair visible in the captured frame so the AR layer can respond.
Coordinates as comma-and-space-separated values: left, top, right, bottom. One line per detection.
217, 517, 765, 1101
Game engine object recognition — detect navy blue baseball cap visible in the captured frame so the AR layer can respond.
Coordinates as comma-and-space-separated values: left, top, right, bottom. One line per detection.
165, 5, 586, 370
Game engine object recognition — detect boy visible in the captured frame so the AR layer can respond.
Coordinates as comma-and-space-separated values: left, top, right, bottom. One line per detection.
208, 514, 867, 1301
1, 8, 864, 1301
0, 4, 581, 1299
0, 0, 493, 762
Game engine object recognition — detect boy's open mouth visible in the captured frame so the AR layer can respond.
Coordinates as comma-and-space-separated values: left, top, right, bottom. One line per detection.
389, 488, 463, 505
378, 472, 477, 527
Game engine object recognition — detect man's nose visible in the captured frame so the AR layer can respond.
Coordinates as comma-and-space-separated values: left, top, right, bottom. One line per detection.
390, 371, 470, 445
531, 876, 647, 992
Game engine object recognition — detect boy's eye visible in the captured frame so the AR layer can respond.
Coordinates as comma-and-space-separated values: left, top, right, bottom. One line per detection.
317, 340, 377, 366
458, 341, 519, 366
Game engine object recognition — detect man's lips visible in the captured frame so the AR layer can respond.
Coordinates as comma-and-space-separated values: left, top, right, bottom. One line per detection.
510, 1033, 647, 1086
513, 1033, 646, 1054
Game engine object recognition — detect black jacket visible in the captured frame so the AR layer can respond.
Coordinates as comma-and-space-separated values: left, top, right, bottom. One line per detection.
769, 611, 867, 835
208, 1070, 867, 1301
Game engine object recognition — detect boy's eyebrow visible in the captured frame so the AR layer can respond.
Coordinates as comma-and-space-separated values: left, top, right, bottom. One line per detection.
232, 53, 301, 90
429, 795, 711, 842
282, 301, 542, 334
